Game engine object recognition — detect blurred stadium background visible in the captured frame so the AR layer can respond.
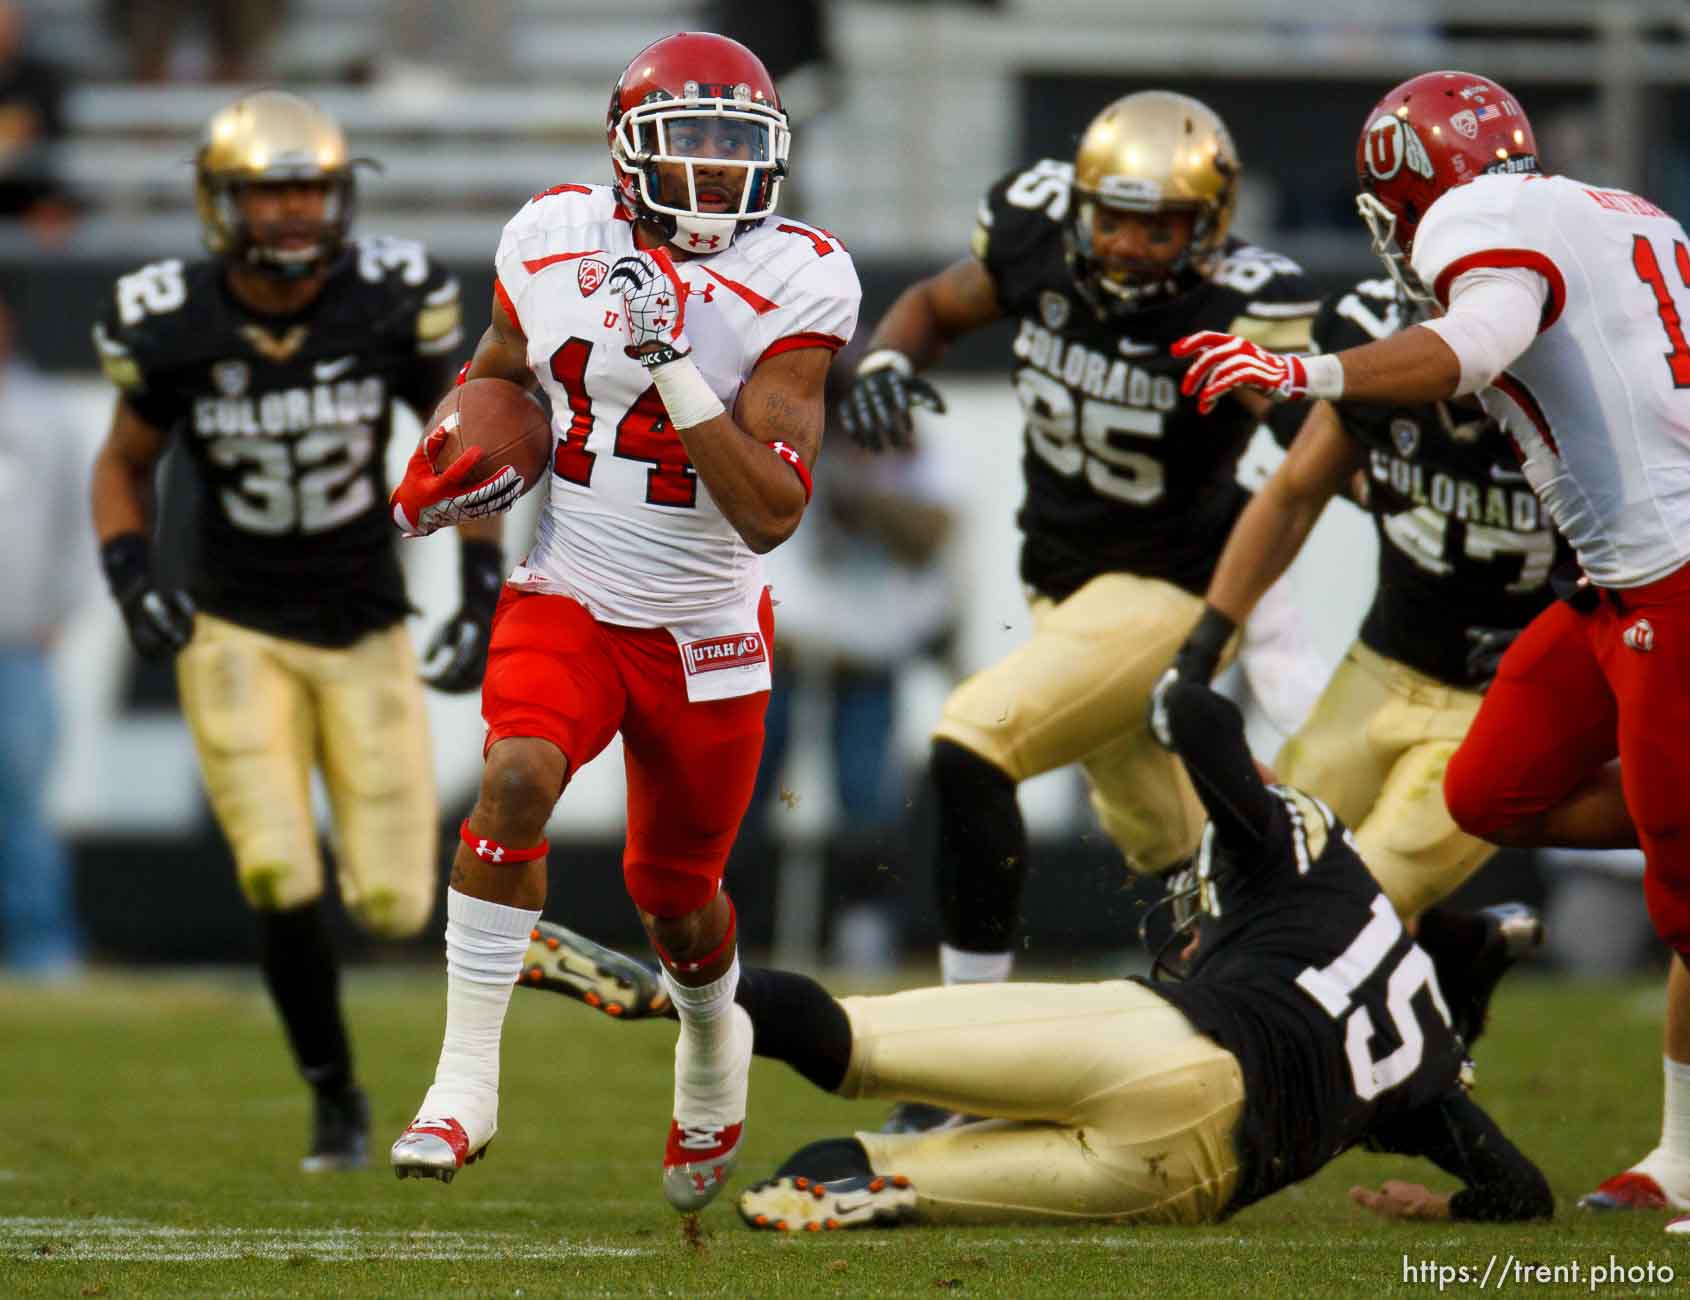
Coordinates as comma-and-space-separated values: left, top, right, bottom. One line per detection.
5, 0, 1686, 977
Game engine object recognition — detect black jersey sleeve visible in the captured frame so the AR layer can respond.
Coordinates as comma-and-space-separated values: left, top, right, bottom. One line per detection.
1162, 680, 1281, 857
1366, 1092, 1553, 1222
974, 159, 1071, 287
92, 258, 196, 432
355, 240, 463, 421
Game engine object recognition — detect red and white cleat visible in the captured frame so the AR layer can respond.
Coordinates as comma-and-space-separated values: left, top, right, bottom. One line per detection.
662, 1119, 744, 1211
390, 1115, 493, 1184
1579, 1169, 1688, 1212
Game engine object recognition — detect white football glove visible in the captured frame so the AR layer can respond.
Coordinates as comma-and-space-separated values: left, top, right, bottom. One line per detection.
608, 247, 691, 368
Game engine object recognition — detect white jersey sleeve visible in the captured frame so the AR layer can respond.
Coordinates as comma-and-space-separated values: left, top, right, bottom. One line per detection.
1412, 174, 1690, 588
729, 217, 861, 372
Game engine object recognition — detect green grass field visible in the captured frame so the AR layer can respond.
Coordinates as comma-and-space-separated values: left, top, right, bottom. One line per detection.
0, 964, 1683, 1298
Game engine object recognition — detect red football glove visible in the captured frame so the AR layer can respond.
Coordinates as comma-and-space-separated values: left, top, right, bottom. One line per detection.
390, 426, 523, 539
1172, 331, 1311, 415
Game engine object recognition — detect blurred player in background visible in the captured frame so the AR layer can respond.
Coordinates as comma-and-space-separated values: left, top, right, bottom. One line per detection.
1163, 274, 1552, 1036
1176, 70, 1690, 1230
527, 678, 1553, 1232
88, 90, 496, 1172
385, 32, 859, 1212
835, 91, 1324, 1130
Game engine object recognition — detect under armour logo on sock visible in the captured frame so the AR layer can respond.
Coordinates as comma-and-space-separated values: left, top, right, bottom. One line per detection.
474, 840, 505, 862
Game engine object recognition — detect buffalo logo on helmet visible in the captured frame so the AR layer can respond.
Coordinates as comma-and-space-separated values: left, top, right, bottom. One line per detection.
1364, 113, 1435, 183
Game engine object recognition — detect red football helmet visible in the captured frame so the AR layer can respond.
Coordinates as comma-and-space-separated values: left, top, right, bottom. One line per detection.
607, 32, 790, 255
1355, 71, 1539, 306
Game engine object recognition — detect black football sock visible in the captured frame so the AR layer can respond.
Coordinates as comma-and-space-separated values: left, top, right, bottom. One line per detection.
775, 1137, 873, 1182
256, 900, 354, 1098
932, 739, 1027, 953
735, 965, 853, 1093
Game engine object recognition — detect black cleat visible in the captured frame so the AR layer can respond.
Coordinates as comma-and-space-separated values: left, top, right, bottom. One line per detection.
517, 921, 671, 1019
878, 1101, 981, 1135
1446, 902, 1543, 1048
302, 1086, 370, 1173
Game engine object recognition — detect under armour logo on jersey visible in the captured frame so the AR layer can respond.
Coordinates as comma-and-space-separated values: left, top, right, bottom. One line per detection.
686, 231, 722, 250
473, 839, 506, 862
1624, 619, 1655, 653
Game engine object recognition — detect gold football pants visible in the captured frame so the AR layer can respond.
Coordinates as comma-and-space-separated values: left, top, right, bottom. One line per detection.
846, 980, 1244, 1224
933, 572, 1227, 874
1274, 640, 1495, 919
176, 613, 438, 936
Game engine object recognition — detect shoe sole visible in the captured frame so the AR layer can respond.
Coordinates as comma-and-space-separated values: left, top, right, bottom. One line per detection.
518, 922, 671, 1019
738, 1174, 918, 1232
392, 1141, 492, 1184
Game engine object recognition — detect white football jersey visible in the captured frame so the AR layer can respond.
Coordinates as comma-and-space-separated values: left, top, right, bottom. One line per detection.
1413, 173, 1690, 588
493, 184, 860, 697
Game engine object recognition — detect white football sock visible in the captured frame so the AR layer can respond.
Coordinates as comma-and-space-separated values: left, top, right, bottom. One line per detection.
940, 943, 1013, 986
664, 954, 751, 1126
417, 888, 540, 1136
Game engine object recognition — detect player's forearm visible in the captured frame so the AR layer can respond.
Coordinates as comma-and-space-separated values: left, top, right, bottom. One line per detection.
1206, 481, 1323, 626
865, 282, 965, 372
89, 448, 154, 542
675, 411, 808, 554
1333, 325, 1462, 406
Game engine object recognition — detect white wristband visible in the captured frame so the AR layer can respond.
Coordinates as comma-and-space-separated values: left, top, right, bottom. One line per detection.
856, 348, 913, 378
1301, 352, 1345, 401
650, 356, 726, 429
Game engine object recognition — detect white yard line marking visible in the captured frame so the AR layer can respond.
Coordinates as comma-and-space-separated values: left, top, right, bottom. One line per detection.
1, 1218, 654, 1263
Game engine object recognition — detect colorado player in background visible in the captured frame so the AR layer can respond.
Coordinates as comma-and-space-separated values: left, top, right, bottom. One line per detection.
1164, 275, 1552, 1038
835, 91, 1325, 1130
88, 91, 493, 1172
385, 33, 860, 1211
523, 678, 1552, 1231
1176, 70, 1690, 1229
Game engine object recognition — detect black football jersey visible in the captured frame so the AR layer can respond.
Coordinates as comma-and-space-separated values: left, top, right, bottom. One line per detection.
94, 239, 462, 646
976, 160, 1319, 599
1139, 685, 1467, 1217
1317, 278, 1555, 686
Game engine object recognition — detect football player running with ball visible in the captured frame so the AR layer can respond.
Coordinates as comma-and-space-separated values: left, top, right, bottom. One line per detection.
1176, 71, 1690, 1229
1163, 273, 1554, 1042
385, 33, 859, 1211
836, 91, 1325, 1130
527, 678, 1552, 1231
88, 91, 493, 1172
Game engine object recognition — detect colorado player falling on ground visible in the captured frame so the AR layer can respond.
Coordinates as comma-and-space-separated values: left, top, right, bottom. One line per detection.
1163, 274, 1553, 1037
385, 32, 860, 1210
523, 678, 1552, 1231
1176, 70, 1690, 1230
88, 91, 489, 1173
835, 92, 1327, 1131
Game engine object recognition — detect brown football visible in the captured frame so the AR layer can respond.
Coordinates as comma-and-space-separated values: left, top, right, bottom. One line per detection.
424, 377, 551, 497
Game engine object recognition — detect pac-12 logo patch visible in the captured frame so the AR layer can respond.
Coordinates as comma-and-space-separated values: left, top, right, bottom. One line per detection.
577, 258, 609, 297
1039, 291, 1070, 330
1623, 619, 1655, 653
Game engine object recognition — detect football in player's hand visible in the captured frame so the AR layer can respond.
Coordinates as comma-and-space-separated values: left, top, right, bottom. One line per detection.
424, 377, 551, 497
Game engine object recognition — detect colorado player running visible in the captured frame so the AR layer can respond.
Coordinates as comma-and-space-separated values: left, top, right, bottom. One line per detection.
88, 91, 486, 1172
1176, 70, 1690, 1228
525, 680, 1552, 1231
1164, 276, 1552, 1037
835, 94, 1324, 1112
386, 32, 860, 1211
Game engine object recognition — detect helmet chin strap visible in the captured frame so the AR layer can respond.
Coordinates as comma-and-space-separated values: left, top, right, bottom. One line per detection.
668, 211, 739, 255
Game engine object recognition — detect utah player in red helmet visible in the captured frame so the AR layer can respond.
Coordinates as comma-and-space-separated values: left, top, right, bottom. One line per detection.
1173, 71, 1690, 1230
387, 32, 860, 1212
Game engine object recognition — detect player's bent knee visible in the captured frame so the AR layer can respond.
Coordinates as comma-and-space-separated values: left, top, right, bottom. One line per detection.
1441, 748, 1509, 839
625, 861, 716, 919
479, 740, 567, 831
931, 737, 1014, 803
236, 860, 308, 911
347, 887, 429, 940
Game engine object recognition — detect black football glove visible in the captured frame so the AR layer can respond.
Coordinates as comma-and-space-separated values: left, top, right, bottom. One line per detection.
837, 351, 946, 452
422, 539, 505, 694
100, 533, 195, 658
1463, 625, 1520, 689
1150, 605, 1237, 749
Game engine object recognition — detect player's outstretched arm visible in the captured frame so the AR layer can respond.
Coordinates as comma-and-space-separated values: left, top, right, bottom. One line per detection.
1362, 1093, 1553, 1223
1176, 325, 1463, 413
838, 257, 1003, 451
1152, 679, 1280, 856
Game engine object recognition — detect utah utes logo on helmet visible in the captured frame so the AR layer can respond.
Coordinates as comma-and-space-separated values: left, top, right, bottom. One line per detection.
1364, 114, 1435, 183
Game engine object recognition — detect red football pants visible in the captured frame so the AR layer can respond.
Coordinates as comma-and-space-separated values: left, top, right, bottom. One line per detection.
1445, 561, 1690, 954
480, 587, 773, 917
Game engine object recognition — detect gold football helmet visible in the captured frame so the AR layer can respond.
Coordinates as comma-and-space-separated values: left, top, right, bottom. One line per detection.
1067, 91, 1240, 311
195, 90, 366, 277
